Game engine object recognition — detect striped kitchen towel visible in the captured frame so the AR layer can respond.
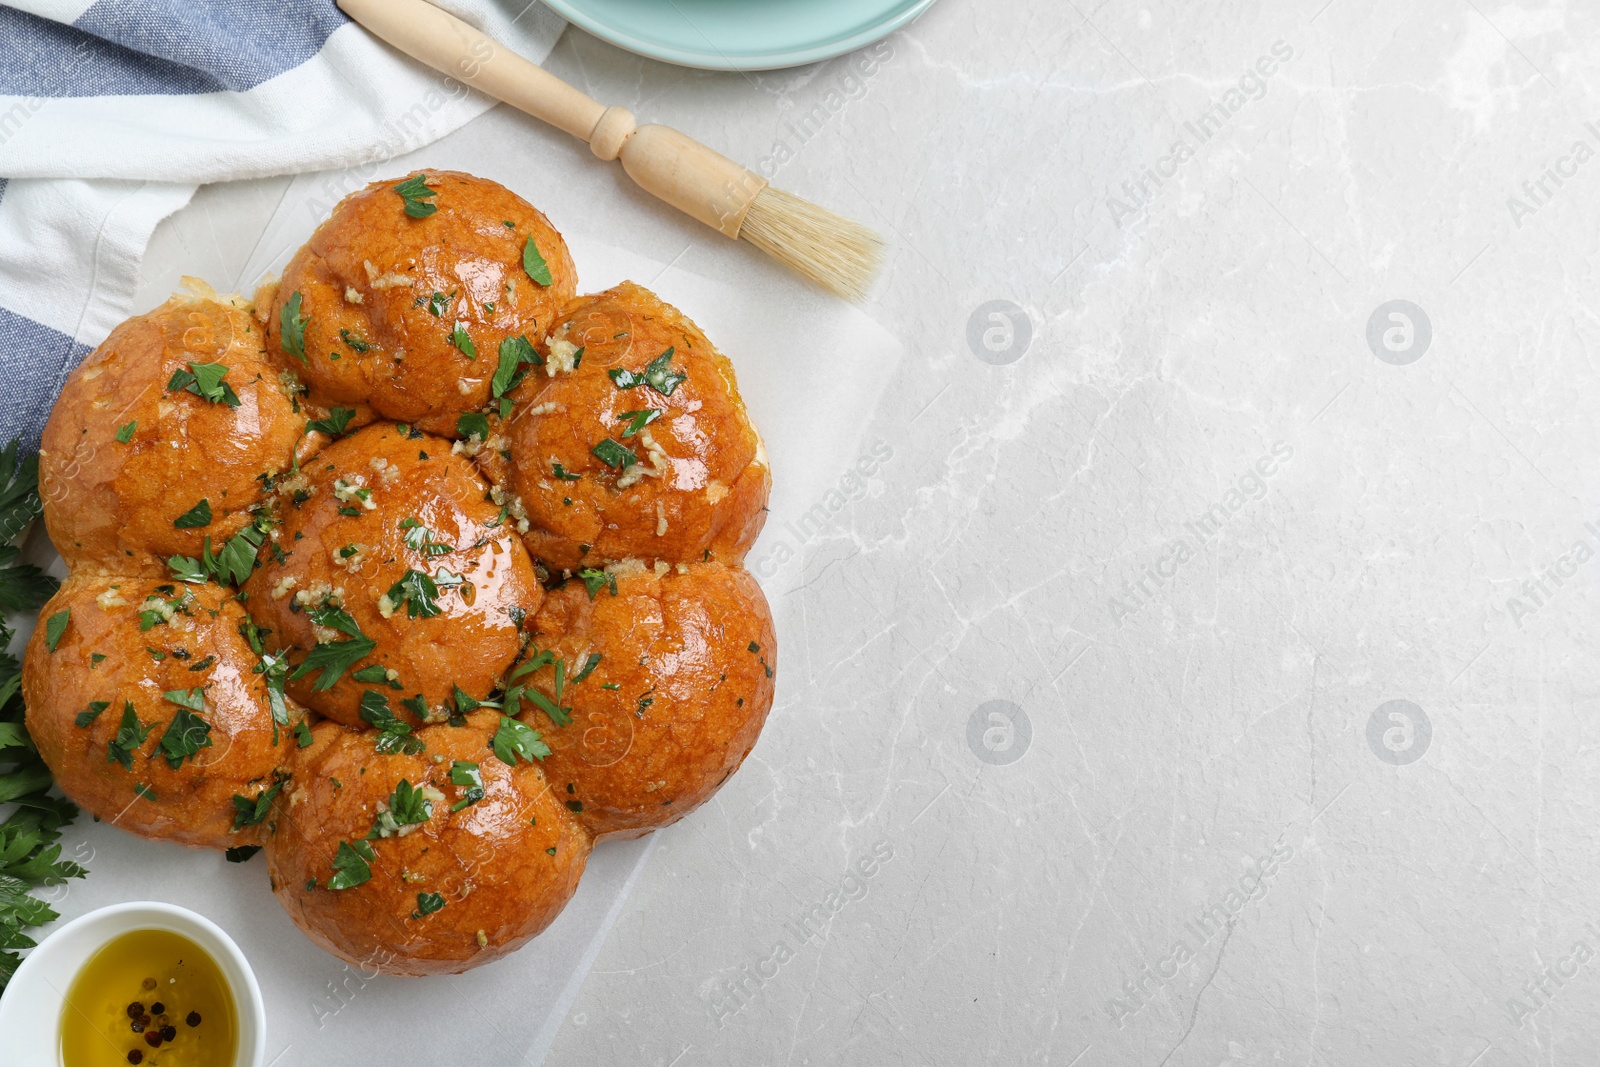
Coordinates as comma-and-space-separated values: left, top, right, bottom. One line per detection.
0, 0, 564, 452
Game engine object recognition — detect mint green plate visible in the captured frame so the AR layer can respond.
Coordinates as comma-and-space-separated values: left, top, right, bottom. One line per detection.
543, 0, 935, 71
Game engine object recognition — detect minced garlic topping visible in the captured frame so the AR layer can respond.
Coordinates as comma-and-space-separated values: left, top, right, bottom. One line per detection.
363, 259, 412, 290
545, 336, 581, 376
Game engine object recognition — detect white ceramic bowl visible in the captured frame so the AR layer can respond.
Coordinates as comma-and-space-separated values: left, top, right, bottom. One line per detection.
0, 901, 266, 1067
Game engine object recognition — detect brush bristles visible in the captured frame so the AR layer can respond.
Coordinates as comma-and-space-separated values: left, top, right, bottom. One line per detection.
738, 186, 885, 302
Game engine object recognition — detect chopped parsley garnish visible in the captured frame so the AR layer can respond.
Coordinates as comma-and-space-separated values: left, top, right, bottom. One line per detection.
280, 292, 308, 363
393, 173, 437, 218
157, 703, 212, 770
490, 715, 549, 766
449, 761, 484, 811
590, 438, 636, 471
523, 237, 553, 286
385, 569, 443, 619
294, 719, 313, 747
307, 407, 356, 437
106, 701, 152, 771
74, 701, 109, 728
205, 518, 270, 587
618, 409, 660, 438
452, 686, 485, 714
451, 321, 477, 360
518, 687, 571, 728
43, 610, 69, 652
115, 421, 136, 443
578, 568, 616, 600
173, 499, 212, 529
412, 891, 446, 918
570, 653, 602, 685
492, 334, 541, 399
426, 291, 449, 317
133, 784, 156, 801
358, 690, 424, 755
167, 555, 207, 585
308, 604, 363, 639
166, 362, 241, 408
551, 461, 580, 482
399, 518, 451, 556
401, 694, 428, 719
456, 412, 489, 442
608, 347, 686, 396
328, 839, 375, 889
231, 781, 282, 831
748, 641, 761, 653
161, 687, 205, 712
339, 329, 370, 353
289, 631, 377, 692
368, 778, 432, 838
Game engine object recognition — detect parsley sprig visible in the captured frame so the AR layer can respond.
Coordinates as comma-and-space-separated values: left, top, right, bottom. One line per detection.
0, 445, 84, 990
393, 174, 437, 219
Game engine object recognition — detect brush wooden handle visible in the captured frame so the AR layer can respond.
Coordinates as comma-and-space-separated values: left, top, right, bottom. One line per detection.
336, 0, 767, 238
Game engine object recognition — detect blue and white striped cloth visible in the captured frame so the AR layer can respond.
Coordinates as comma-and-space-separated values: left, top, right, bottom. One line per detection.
0, 0, 564, 452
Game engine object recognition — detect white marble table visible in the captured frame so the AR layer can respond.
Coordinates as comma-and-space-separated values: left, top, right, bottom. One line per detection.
133, 2, 1600, 1063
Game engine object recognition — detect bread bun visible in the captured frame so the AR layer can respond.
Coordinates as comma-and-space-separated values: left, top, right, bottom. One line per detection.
39, 284, 308, 575
22, 573, 301, 849
242, 423, 541, 727
265, 712, 589, 976
517, 560, 775, 839
477, 281, 769, 572
264, 171, 577, 436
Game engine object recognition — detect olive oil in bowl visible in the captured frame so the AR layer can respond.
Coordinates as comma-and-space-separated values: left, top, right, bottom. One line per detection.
60, 927, 238, 1067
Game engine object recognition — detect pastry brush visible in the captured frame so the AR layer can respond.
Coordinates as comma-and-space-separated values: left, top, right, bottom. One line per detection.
336, 0, 885, 300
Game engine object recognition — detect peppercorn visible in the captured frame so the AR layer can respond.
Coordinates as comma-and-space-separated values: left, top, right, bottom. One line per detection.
186, 1011, 202, 1027
126, 1002, 144, 1018
149, 1002, 164, 1015
127, 1051, 143, 1065
160, 1025, 176, 1042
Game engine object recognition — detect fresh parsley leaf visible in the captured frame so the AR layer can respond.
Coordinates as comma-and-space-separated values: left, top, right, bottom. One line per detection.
106, 702, 152, 771
167, 555, 207, 585
115, 421, 136, 443
166, 362, 241, 407
338, 329, 370, 353
294, 719, 313, 748
520, 687, 572, 728
452, 686, 482, 714
642, 348, 685, 396
231, 781, 282, 831
393, 173, 437, 218
492, 334, 541, 399
290, 634, 377, 692
328, 839, 375, 890
456, 412, 489, 441
578, 568, 616, 600
412, 891, 447, 918
451, 322, 477, 360
570, 653, 602, 685
158, 705, 212, 770
618, 409, 660, 438
280, 292, 309, 364
551, 461, 580, 482
358, 690, 424, 755
74, 701, 109, 729
307, 604, 363, 639
368, 778, 432, 838
307, 407, 356, 437
490, 715, 549, 766
206, 521, 267, 587
400, 520, 451, 556
523, 237, 553, 286
173, 499, 212, 529
426, 291, 449, 317
43, 611, 69, 652
449, 761, 484, 811
590, 438, 636, 471
384, 569, 442, 619
161, 687, 205, 712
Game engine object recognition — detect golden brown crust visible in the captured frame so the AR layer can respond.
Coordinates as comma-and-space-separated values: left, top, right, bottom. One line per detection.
264, 711, 590, 976
22, 573, 300, 849
519, 562, 775, 839
483, 281, 770, 572
242, 424, 542, 727
39, 289, 306, 575
264, 171, 577, 435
